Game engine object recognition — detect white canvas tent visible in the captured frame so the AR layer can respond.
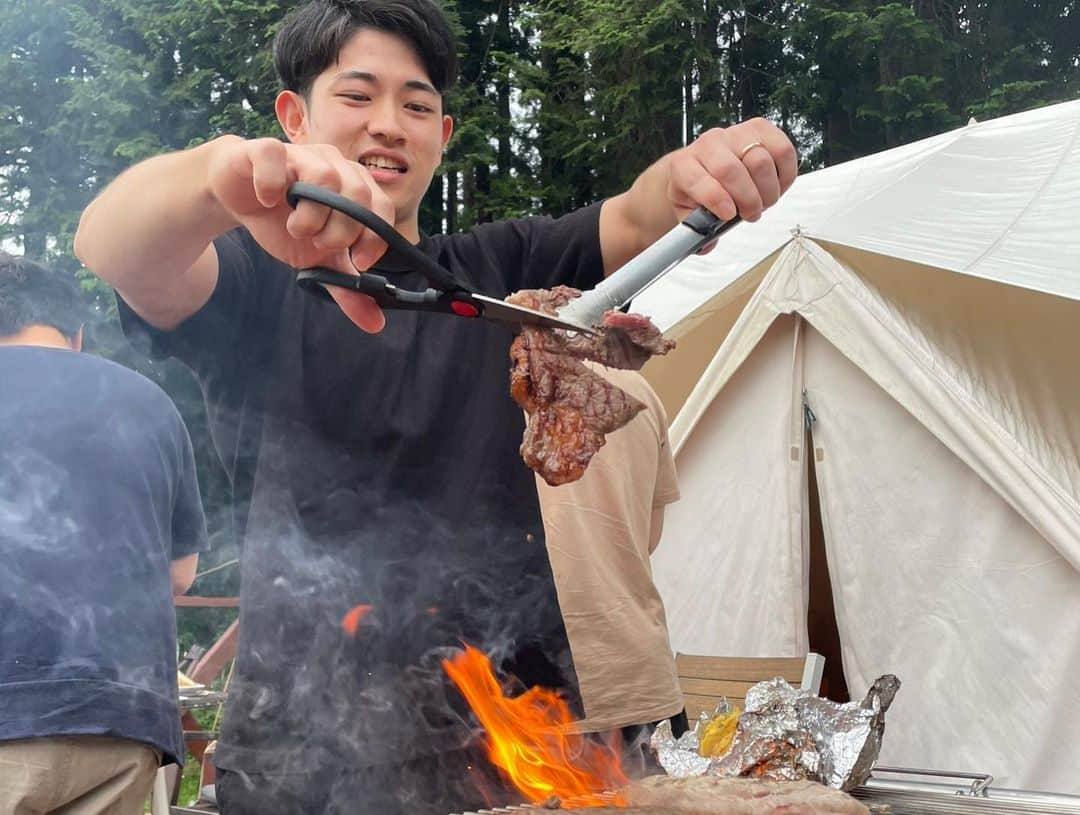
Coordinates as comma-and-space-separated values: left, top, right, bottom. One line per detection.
635, 99, 1080, 793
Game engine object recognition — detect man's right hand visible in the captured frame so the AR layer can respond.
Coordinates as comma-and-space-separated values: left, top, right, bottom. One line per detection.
207, 136, 394, 275
205, 137, 395, 332
76, 135, 395, 333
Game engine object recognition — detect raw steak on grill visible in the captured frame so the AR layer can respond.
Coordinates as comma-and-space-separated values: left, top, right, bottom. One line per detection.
621, 776, 871, 815
507, 286, 675, 486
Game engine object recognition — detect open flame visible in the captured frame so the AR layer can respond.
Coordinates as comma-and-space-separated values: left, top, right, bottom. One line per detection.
341, 603, 373, 637
443, 645, 627, 808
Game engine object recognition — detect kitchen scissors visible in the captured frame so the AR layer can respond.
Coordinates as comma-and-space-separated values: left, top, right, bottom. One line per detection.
288, 182, 740, 333
288, 183, 590, 333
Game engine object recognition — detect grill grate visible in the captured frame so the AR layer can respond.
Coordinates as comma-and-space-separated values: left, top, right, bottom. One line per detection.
852, 787, 1080, 815
456, 781, 1080, 815
456, 791, 619, 814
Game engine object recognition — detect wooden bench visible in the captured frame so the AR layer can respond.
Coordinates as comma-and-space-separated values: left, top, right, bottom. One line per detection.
676, 652, 825, 720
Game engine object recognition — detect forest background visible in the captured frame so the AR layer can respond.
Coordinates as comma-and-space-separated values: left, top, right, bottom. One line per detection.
2, 0, 1078, 653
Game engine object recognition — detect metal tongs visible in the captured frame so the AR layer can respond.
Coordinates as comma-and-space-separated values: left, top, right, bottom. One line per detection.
289, 182, 739, 333
556, 207, 741, 329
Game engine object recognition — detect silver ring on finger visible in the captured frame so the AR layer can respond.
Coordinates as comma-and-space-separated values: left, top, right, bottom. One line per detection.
738, 141, 765, 161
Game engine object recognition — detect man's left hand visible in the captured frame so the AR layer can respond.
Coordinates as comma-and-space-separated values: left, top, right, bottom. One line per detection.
667, 118, 798, 224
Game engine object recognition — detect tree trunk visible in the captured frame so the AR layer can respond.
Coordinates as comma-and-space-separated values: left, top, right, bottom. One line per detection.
22, 229, 46, 260
475, 162, 491, 223
684, 56, 695, 145
824, 110, 853, 165
446, 169, 457, 234
463, 166, 476, 228
22, 181, 46, 260
695, 0, 726, 131
496, 0, 513, 180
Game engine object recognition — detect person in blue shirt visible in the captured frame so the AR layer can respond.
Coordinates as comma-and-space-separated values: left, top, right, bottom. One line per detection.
0, 252, 210, 815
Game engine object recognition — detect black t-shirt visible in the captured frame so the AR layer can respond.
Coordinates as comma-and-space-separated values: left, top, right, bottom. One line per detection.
118, 204, 606, 776
0, 347, 209, 765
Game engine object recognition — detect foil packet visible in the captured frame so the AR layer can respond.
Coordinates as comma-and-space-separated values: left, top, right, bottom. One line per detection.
651, 674, 900, 789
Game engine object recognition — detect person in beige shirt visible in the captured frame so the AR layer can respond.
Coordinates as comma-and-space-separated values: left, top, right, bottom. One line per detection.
535, 364, 687, 762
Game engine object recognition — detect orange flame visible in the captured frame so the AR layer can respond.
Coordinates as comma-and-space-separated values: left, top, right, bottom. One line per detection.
341, 604, 373, 637
443, 645, 627, 808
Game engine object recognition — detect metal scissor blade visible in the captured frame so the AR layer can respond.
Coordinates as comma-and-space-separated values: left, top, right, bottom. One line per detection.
470, 294, 597, 334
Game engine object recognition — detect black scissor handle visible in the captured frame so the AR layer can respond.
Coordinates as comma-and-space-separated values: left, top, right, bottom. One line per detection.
297, 269, 408, 304
286, 182, 475, 295
296, 268, 436, 307
296, 268, 484, 320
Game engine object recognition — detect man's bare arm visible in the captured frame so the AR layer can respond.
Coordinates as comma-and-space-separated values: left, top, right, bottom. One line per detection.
75, 136, 395, 333
74, 138, 240, 331
170, 553, 200, 597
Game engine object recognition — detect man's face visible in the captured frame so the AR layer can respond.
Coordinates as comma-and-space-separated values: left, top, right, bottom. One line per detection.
282, 28, 453, 234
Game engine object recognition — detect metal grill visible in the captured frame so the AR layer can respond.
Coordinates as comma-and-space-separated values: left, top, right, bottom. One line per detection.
853, 768, 1080, 815
453, 769, 1080, 815
852, 787, 1080, 815
455, 791, 619, 814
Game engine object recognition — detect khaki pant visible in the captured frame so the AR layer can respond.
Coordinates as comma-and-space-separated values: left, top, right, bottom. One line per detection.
0, 736, 159, 815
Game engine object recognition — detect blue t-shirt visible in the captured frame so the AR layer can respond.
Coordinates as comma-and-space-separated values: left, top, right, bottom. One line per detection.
0, 347, 209, 765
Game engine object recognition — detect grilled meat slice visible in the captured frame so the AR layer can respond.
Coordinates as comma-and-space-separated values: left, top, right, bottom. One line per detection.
506, 286, 674, 486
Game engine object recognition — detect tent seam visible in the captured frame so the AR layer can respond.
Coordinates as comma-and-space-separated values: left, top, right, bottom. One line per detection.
819, 128, 969, 227
963, 106, 1080, 273
800, 240, 1080, 519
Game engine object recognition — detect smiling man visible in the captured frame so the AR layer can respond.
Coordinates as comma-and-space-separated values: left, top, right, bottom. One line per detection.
277, 29, 453, 239
74, 1, 796, 812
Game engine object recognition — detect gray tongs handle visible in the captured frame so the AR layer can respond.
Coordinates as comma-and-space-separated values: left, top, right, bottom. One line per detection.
557, 207, 740, 328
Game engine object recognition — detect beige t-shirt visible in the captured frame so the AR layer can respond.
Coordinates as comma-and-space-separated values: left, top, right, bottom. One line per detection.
535, 365, 682, 732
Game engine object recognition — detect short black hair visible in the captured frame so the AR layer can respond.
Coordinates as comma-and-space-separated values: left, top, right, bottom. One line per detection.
274, 0, 458, 99
0, 252, 85, 341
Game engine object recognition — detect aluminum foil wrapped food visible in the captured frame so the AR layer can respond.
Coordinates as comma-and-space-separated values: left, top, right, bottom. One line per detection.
651, 674, 900, 790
